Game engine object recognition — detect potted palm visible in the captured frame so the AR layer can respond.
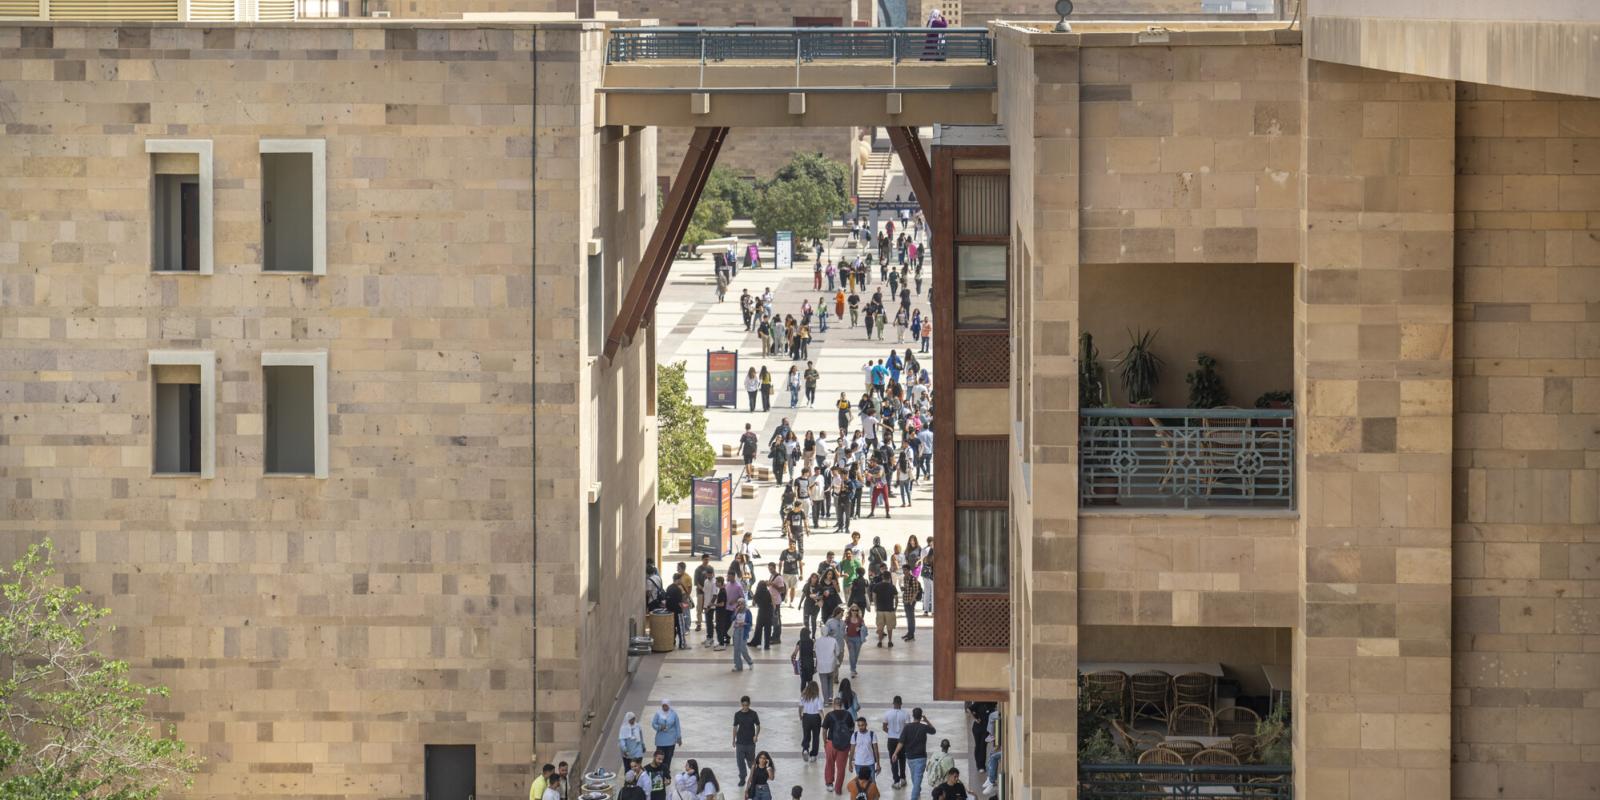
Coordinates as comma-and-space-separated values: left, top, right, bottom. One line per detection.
1080, 332, 1117, 505
1116, 328, 1164, 415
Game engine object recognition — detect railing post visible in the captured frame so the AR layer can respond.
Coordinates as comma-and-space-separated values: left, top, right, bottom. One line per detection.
795, 35, 802, 87
892, 34, 898, 86
699, 34, 706, 88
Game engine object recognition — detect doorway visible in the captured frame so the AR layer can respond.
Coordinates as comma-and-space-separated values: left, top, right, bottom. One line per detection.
424, 744, 475, 800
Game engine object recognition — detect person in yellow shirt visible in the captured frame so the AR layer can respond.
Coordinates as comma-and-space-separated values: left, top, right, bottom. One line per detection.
532, 763, 555, 800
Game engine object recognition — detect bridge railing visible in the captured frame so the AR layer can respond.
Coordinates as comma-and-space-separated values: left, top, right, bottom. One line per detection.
606, 27, 995, 65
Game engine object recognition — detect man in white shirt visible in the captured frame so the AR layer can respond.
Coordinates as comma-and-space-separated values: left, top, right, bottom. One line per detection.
881, 696, 911, 788
850, 717, 880, 783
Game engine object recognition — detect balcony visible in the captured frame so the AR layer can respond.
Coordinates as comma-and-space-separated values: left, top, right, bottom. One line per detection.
1078, 408, 1294, 511
1079, 764, 1292, 799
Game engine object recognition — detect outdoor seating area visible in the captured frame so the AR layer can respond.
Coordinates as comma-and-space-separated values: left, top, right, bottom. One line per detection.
1077, 665, 1292, 798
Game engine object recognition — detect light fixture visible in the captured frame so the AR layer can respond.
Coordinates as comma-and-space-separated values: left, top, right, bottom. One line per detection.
1053, 0, 1073, 32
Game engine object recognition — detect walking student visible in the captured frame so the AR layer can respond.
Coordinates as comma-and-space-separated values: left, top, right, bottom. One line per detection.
733, 696, 761, 787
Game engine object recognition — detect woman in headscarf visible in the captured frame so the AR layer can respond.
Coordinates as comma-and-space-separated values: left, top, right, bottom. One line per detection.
651, 700, 683, 769
619, 711, 646, 773
923, 8, 948, 61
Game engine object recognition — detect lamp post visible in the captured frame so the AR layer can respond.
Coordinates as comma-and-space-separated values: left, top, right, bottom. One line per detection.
1053, 0, 1073, 32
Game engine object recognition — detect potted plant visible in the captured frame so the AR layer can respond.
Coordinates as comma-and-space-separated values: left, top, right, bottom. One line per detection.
1254, 390, 1293, 428
1253, 702, 1293, 766
1079, 332, 1118, 506
1185, 353, 1229, 409
1116, 329, 1164, 429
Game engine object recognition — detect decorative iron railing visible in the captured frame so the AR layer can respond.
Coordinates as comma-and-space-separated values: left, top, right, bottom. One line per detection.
606, 27, 995, 65
1079, 764, 1293, 799
1079, 408, 1295, 510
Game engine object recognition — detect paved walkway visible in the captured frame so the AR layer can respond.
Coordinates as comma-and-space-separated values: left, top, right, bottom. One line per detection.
593, 223, 976, 799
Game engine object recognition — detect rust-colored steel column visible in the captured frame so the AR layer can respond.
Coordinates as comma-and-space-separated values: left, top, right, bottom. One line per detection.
887, 126, 935, 219
604, 126, 729, 361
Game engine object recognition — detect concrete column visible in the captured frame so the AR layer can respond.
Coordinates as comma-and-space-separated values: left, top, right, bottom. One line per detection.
1296, 61, 1455, 800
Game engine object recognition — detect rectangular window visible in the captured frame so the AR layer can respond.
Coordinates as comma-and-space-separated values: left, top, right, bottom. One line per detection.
956, 244, 1007, 327
956, 508, 1009, 590
150, 351, 214, 478
147, 140, 213, 274
587, 500, 602, 603
262, 351, 329, 478
587, 251, 605, 358
423, 744, 475, 800
259, 139, 326, 274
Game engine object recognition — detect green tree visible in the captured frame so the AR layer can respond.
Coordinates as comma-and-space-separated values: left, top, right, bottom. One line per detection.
0, 541, 201, 800
772, 152, 850, 215
682, 197, 731, 254
751, 175, 836, 247
703, 168, 759, 220
656, 361, 715, 505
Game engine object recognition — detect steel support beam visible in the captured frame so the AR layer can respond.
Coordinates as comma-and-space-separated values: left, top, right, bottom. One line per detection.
887, 126, 934, 220
603, 126, 729, 362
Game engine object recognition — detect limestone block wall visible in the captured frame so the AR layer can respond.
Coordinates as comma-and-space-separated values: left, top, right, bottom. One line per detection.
1297, 61, 1456, 800
1078, 514, 1298, 627
994, 26, 1081, 800
530, 23, 659, 767
1077, 41, 1303, 264
0, 19, 655, 800
1451, 83, 1600, 800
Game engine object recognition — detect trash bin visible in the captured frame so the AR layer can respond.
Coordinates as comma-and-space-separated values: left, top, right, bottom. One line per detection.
647, 610, 676, 653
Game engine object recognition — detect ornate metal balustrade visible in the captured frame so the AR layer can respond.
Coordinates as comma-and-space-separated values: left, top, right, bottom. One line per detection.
1079, 408, 1295, 510
606, 27, 995, 65
1079, 764, 1293, 799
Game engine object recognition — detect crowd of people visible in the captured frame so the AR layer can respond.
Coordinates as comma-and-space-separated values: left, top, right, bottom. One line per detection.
603, 213, 993, 800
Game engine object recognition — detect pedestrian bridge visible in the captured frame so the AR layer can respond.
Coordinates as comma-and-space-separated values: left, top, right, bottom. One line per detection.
598, 26, 999, 127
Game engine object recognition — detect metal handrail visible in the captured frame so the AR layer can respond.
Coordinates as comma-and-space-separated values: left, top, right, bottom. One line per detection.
1079, 408, 1296, 510
606, 27, 995, 65
1079, 764, 1293, 799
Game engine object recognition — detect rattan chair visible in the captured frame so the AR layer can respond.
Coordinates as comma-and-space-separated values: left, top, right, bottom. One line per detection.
1110, 718, 1164, 755
1161, 739, 1205, 762
1201, 407, 1250, 497
1190, 748, 1241, 766
1129, 670, 1172, 727
1229, 733, 1259, 763
1084, 670, 1129, 720
1173, 672, 1216, 708
1214, 705, 1261, 736
1136, 746, 1186, 786
1168, 703, 1215, 736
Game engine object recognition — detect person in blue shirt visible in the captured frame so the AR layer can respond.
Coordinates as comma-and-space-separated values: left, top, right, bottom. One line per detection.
870, 362, 889, 398
886, 351, 902, 385
652, 700, 683, 770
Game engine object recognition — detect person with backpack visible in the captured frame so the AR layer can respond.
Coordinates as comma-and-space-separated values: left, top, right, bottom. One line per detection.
849, 717, 880, 783
822, 698, 855, 795
922, 741, 955, 800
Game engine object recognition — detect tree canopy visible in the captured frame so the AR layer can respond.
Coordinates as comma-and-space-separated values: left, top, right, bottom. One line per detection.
703, 168, 758, 220
0, 542, 200, 800
771, 152, 850, 215
682, 197, 731, 253
656, 361, 715, 505
751, 172, 837, 245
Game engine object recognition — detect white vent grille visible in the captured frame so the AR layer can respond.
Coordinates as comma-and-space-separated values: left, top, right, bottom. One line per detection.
49, 0, 180, 19
0, 0, 42, 18
188, 0, 236, 19
255, 0, 295, 20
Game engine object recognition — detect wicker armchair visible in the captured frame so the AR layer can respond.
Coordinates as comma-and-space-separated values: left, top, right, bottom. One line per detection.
1109, 718, 1164, 755
1173, 672, 1216, 708
1161, 739, 1205, 762
1214, 705, 1261, 736
1168, 703, 1215, 736
1129, 670, 1172, 727
1229, 733, 1259, 763
1136, 747, 1186, 785
1190, 748, 1241, 766
1084, 670, 1129, 721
